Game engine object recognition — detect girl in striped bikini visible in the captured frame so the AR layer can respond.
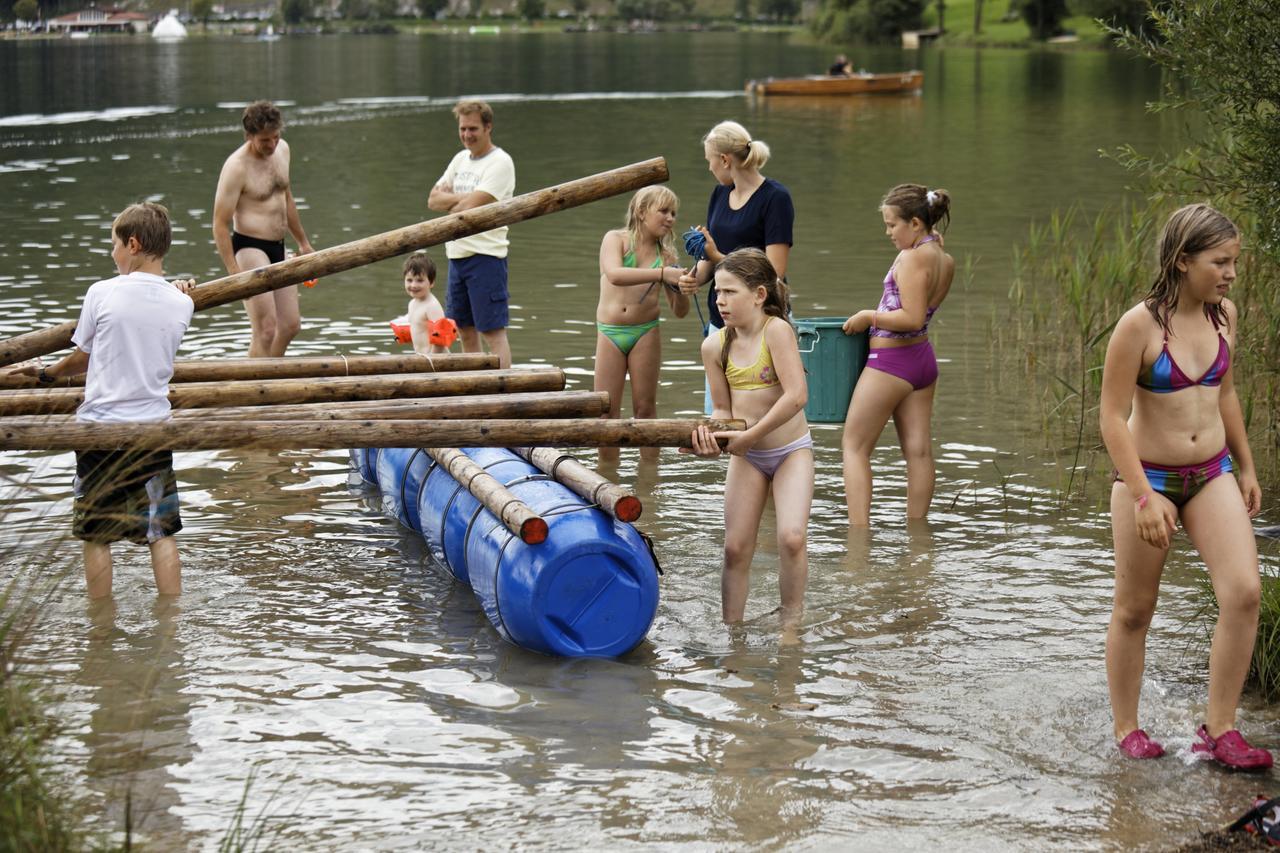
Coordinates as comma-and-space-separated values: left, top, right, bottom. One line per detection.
1101, 203, 1269, 769
594, 186, 690, 461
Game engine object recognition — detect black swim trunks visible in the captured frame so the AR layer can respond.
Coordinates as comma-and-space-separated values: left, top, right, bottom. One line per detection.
73, 449, 182, 545
231, 231, 286, 265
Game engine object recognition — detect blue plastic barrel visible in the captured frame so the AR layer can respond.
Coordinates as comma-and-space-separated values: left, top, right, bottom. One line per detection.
795, 317, 869, 423
374, 447, 431, 533
362, 446, 661, 658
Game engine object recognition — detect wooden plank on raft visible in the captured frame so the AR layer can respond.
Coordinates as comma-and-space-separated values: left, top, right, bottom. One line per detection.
426, 447, 547, 545
0, 157, 670, 367
0, 418, 746, 452
0, 353, 498, 390
512, 447, 643, 522
11, 391, 612, 423
0, 368, 565, 417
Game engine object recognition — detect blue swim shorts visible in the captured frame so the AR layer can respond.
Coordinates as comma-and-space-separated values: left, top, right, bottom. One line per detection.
446, 255, 509, 333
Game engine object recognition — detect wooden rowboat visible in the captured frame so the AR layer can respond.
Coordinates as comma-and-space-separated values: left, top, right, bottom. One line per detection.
746, 71, 924, 96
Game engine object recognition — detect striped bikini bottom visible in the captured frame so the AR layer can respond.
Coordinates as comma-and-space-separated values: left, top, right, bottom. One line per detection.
1114, 446, 1232, 507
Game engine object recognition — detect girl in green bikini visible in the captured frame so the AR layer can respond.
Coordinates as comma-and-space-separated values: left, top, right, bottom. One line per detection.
594, 186, 690, 460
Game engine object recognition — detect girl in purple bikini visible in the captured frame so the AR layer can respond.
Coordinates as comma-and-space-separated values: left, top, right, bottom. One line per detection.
1100, 203, 1269, 769
840, 184, 955, 526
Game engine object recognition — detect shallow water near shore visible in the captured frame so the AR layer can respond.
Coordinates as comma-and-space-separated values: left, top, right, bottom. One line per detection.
2, 31, 1279, 850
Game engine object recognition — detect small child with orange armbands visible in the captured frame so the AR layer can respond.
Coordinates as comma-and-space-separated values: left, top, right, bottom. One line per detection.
392, 252, 457, 355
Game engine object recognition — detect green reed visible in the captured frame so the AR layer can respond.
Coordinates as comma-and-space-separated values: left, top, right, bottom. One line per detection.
1003, 201, 1280, 697
1001, 202, 1280, 502
0, 564, 92, 852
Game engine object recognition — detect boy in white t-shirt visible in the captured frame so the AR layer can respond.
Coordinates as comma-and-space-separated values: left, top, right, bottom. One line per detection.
10, 203, 195, 598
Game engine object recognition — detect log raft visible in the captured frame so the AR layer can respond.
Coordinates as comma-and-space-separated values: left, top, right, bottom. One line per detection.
0, 157, 670, 367
0, 418, 746, 452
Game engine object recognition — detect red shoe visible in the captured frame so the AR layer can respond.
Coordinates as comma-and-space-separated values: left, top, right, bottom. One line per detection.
1192, 725, 1274, 770
1118, 729, 1165, 759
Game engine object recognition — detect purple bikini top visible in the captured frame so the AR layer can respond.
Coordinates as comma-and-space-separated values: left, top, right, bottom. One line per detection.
869, 235, 939, 340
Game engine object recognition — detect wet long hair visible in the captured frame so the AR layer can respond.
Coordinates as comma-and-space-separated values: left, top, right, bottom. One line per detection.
716, 248, 792, 372
624, 186, 679, 267
881, 183, 951, 234
1145, 203, 1237, 335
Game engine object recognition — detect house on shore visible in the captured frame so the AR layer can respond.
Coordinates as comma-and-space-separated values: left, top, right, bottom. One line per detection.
47, 8, 151, 34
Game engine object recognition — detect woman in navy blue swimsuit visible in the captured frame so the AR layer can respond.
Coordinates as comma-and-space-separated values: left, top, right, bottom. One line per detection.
678, 121, 795, 333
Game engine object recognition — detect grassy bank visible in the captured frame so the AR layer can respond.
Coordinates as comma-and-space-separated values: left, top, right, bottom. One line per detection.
920, 0, 1108, 47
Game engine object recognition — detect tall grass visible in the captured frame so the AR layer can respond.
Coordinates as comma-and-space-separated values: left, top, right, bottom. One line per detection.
1, 563, 92, 851
1000, 202, 1280, 503
1002, 201, 1280, 698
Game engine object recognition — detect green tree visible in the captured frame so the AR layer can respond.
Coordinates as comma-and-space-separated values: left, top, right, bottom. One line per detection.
191, 0, 214, 23
340, 0, 373, 18
281, 0, 311, 21
570, 0, 589, 15
1112, 0, 1280, 256
759, 0, 799, 19
1016, 0, 1068, 38
1075, 0, 1154, 36
616, 0, 674, 19
375, 0, 398, 17
417, 0, 447, 17
734, 0, 750, 17
518, 0, 545, 17
12, 0, 36, 21
811, 0, 924, 42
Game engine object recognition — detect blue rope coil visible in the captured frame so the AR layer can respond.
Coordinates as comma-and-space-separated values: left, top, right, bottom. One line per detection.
682, 227, 709, 333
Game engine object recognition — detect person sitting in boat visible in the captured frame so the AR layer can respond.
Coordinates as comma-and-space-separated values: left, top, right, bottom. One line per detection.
828, 54, 853, 76
400, 251, 456, 356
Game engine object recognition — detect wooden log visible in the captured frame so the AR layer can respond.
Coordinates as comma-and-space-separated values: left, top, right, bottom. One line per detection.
0, 158, 670, 367
0, 368, 565, 417
512, 447, 642, 522
426, 447, 547, 545
0, 418, 746, 452
11, 391, 611, 423
0, 353, 498, 390
179, 391, 609, 421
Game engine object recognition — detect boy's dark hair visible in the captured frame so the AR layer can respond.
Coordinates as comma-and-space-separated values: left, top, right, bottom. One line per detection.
113, 202, 171, 259
242, 100, 282, 136
403, 252, 436, 282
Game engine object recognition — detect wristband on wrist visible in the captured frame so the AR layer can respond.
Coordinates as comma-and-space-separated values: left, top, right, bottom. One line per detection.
1135, 493, 1149, 510
36, 368, 54, 385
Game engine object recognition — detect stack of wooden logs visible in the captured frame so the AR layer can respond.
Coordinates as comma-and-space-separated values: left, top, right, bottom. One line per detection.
0, 157, 741, 544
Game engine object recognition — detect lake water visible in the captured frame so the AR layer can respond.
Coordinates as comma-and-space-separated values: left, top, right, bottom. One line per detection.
2, 30, 1277, 850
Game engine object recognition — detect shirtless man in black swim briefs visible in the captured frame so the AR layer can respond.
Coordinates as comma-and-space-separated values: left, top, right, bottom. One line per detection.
213, 100, 314, 357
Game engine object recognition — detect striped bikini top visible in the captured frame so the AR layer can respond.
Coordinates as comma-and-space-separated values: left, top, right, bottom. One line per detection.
1137, 333, 1230, 393
870, 234, 940, 340
722, 317, 779, 391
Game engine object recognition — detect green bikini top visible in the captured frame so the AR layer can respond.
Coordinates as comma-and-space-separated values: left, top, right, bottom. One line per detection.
622, 248, 662, 269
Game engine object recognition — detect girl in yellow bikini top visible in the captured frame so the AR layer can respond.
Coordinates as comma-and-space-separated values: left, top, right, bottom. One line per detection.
721, 316, 780, 391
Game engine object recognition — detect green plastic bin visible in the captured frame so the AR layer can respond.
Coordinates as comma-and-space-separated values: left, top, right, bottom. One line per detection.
795, 317, 868, 423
